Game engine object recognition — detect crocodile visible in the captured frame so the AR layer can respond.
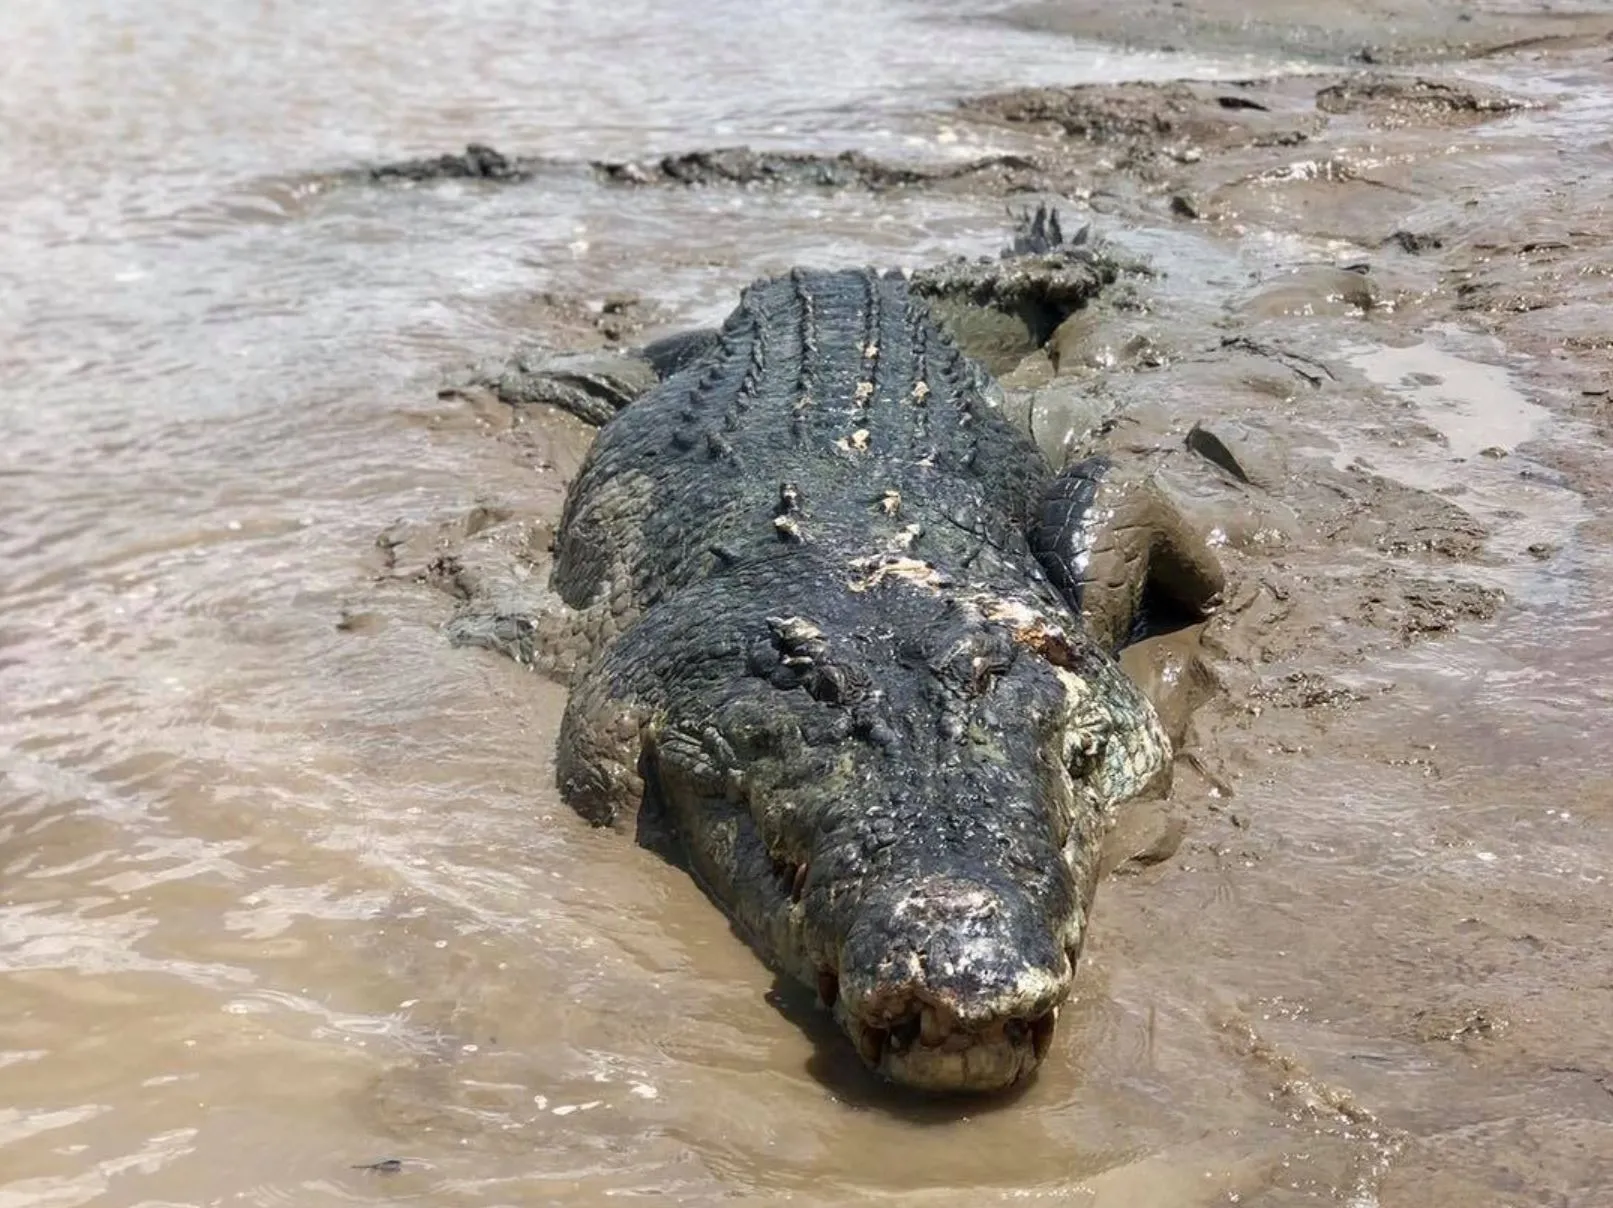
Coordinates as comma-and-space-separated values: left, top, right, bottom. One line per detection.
445, 236, 1224, 1093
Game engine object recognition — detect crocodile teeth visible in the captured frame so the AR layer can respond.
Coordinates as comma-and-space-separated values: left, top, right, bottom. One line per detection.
890, 1016, 921, 1054
919, 1005, 948, 1047
1031, 1008, 1058, 1062
816, 968, 839, 1009
791, 861, 809, 902
855, 1023, 888, 1068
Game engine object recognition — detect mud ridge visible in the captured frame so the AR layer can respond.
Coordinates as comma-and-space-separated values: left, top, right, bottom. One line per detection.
355, 142, 1051, 193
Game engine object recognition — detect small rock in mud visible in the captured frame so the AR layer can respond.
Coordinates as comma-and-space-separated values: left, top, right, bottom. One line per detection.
373, 522, 409, 574
1182, 421, 1274, 488
1315, 74, 1530, 127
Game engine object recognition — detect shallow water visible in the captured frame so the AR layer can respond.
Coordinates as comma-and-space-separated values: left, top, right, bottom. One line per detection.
4, 1, 1612, 1205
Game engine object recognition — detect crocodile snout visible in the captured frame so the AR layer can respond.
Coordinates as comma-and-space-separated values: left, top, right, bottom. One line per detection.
832, 875, 1073, 1092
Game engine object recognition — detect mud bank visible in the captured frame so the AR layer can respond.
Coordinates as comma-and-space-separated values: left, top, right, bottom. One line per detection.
381, 21, 1613, 1202
944, 32, 1613, 1206
16, 0, 1613, 1202
1003, 0, 1613, 64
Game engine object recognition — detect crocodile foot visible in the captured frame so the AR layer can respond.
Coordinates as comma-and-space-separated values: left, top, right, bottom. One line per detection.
1031, 451, 1228, 654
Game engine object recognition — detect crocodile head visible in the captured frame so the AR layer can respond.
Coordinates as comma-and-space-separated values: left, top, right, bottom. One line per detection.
648, 596, 1168, 1094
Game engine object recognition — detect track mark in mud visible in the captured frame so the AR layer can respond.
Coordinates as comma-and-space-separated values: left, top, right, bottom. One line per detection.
1358, 572, 1504, 643
1246, 672, 1381, 712
1215, 1008, 1407, 1203
1216, 336, 1336, 386
1548, 1065, 1613, 1101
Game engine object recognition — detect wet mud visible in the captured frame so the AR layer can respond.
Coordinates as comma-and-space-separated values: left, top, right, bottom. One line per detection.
5, 0, 1613, 1204
387, 27, 1613, 1208
1002, 0, 1613, 65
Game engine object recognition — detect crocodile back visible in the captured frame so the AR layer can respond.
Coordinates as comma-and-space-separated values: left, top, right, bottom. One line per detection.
552, 269, 1059, 616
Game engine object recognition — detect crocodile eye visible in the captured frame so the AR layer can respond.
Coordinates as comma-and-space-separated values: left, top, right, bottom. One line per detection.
719, 698, 801, 762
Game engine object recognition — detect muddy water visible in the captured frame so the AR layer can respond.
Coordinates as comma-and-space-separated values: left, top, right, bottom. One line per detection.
4, 1, 1612, 1205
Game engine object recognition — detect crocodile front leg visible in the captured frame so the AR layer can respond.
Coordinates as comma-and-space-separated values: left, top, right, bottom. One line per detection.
458, 326, 721, 428
439, 525, 651, 693
554, 653, 654, 827
1029, 454, 1226, 653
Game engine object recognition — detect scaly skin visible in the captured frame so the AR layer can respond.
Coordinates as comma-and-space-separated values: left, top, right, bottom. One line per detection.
456, 267, 1187, 1093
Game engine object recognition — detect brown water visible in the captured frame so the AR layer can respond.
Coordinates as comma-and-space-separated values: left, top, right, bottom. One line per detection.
4, 2, 1613, 1205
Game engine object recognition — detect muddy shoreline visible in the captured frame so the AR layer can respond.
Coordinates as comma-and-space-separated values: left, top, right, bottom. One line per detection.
1002, 0, 1613, 64
381, 6, 1613, 1202
5, 0, 1610, 1203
